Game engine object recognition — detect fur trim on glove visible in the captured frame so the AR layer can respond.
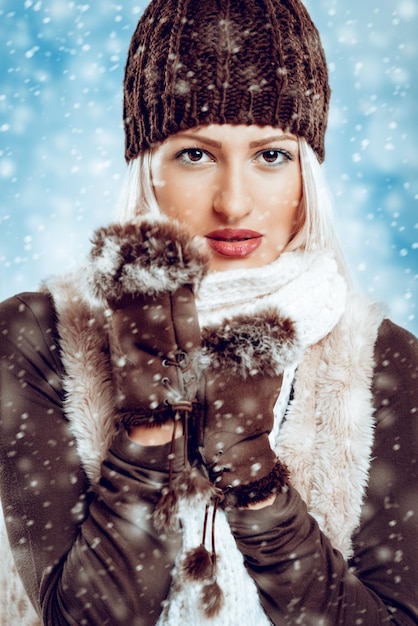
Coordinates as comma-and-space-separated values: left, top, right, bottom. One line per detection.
89, 219, 209, 303
222, 459, 290, 508
201, 308, 301, 377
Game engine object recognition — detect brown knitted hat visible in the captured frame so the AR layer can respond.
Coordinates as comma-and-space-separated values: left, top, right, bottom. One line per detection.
123, 0, 330, 162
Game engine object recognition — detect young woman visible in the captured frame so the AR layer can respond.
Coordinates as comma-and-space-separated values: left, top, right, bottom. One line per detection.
1, 1, 417, 625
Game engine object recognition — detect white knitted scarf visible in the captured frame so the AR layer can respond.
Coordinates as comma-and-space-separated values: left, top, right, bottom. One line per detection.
196, 249, 347, 346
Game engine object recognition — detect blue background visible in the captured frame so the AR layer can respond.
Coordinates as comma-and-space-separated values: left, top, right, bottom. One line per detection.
1, 1, 417, 335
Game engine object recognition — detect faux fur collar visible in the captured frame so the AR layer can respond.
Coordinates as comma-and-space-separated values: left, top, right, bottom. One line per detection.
44, 271, 117, 483
275, 294, 385, 557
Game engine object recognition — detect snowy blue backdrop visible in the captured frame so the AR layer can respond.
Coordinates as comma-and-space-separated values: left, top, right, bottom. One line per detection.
1, 1, 417, 335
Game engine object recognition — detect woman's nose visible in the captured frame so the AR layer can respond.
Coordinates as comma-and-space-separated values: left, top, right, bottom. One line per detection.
213, 168, 253, 222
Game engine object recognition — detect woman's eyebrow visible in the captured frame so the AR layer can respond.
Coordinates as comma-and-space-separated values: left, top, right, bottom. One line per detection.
174, 133, 222, 149
249, 134, 298, 148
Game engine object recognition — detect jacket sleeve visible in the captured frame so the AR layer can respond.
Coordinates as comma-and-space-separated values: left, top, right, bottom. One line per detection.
226, 319, 418, 626
41, 430, 182, 625
0, 293, 181, 626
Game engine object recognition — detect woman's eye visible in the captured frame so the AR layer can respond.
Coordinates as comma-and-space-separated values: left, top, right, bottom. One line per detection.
256, 149, 291, 166
176, 148, 212, 164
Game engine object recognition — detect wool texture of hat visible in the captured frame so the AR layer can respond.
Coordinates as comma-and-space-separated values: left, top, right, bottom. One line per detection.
123, 0, 331, 162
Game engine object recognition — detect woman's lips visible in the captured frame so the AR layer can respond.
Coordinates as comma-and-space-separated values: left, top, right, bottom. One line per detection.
205, 229, 262, 257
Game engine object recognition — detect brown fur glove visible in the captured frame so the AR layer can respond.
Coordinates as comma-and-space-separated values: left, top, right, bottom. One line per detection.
194, 310, 301, 508
89, 219, 208, 429
180, 310, 301, 617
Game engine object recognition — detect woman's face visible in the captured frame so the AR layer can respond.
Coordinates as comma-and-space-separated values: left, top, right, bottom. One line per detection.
151, 124, 302, 271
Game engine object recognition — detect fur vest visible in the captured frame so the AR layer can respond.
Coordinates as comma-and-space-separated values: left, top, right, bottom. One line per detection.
0, 266, 385, 625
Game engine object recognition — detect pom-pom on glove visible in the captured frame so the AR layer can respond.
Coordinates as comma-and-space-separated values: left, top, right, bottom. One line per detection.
89, 219, 214, 529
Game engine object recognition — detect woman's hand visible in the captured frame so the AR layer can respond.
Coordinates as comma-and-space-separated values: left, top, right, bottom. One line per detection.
246, 494, 277, 509
128, 422, 183, 446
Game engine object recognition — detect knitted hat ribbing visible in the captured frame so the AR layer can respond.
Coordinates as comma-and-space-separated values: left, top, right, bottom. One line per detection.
123, 0, 330, 162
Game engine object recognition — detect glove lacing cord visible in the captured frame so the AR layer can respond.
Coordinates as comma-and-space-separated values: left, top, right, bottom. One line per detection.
152, 391, 194, 533
180, 489, 224, 618
153, 359, 224, 617
153, 359, 216, 531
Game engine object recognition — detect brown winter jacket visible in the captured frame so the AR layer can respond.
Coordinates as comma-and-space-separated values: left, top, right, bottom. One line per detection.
0, 291, 417, 625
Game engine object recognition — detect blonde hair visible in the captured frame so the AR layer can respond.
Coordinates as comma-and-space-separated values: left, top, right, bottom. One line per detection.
289, 140, 351, 282
115, 138, 350, 281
